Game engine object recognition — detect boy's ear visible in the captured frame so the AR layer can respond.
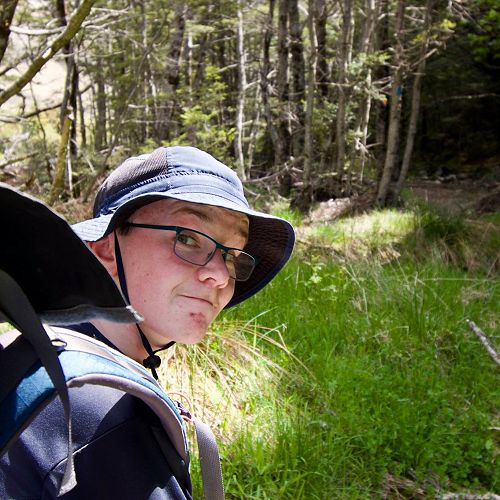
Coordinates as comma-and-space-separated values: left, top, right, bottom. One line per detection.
88, 234, 118, 279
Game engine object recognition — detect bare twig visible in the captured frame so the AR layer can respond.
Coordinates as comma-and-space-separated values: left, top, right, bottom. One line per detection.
466, 320, 500, 368
441, 93, 500, 102
0, 153, 38, 169
9, 11, 123, 36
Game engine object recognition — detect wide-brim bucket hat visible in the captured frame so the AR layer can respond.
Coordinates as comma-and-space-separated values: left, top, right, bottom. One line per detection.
72, 146, 295, 308
0, 183, 139, 325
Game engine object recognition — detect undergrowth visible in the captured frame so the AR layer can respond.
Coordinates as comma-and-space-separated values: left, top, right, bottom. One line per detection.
160, 203, 499, 498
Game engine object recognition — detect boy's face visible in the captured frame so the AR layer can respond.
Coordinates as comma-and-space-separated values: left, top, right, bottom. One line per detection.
113, 199, 249, 348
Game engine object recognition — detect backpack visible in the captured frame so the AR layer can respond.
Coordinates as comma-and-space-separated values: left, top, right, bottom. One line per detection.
0, 184, 224, 499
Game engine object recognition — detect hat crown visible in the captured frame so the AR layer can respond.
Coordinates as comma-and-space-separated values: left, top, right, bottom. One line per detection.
94, 146, 245, 217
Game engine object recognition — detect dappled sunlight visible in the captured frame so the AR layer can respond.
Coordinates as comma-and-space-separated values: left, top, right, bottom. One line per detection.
282, 202, 499, 274
331, 209, 415, 241
295, 209, 416, 263
158, 320, 310, 447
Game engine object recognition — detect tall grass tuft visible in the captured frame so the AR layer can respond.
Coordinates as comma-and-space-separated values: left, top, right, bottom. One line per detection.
405, 204, 499, 274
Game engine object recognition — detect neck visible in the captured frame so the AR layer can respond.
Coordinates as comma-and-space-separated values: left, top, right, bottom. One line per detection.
90, 318, 148, 364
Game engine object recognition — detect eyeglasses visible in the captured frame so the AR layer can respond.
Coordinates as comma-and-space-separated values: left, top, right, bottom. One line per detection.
125, 223, 257, 282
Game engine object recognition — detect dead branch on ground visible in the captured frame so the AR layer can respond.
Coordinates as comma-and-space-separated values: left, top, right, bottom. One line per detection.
466, 320, 500, 368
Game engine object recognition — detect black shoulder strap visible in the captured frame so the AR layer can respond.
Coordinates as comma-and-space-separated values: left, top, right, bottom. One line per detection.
0, 270, 77, 495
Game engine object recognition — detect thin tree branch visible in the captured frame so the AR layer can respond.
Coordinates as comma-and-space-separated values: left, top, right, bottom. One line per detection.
0, 0, 96, 108
0, 153, 38, 170
442, 93, 500, 101
0, 83, 91, 123
9, 11, 124, 37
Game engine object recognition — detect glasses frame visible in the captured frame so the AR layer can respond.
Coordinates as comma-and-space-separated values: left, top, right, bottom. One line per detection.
124, 222, 257, 282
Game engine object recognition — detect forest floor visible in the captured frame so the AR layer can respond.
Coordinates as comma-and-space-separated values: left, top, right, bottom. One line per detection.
305, 176, 500, 226
407, 177, 500, 214
405, 155, 500, 215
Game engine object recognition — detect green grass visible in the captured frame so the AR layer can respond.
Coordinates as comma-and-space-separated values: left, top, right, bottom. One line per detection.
1, 199, 497, 497
163, 204, 499, 498
217, 260, 499, 498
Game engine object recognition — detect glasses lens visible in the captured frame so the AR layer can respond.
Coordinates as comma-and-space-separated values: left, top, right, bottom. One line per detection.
175, 229, 216, 266
174, 229, 256, 281
225, 251, 255, 282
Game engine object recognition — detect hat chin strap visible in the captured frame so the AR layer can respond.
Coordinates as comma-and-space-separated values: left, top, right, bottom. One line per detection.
113, 232, 174, 380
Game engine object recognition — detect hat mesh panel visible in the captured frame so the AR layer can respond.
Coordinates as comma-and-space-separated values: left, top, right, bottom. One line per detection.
94, 149, 169, 216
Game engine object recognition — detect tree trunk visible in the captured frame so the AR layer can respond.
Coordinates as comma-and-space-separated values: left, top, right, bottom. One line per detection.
140, 0, 150, 142
352, 0, 378, 182
376, 0, 405, 206
393, 1, 432, 201
277, 0, 291, 195
235, 0, 247, 180
158, 2, 187, 141
303, 0, 318, 209
288, 0, 305, 158
48, 112, 72, 205
260, 0, 279, 170
193, 32, 208, 91
373, 0, 390, 180
335, 0, 354, 186
0, 0, 18, 63
315, 0, 329, 98
94, 56, 107, 151
78, 83, 86, 148
246, 83, 261, 172
56, 0, 78, 170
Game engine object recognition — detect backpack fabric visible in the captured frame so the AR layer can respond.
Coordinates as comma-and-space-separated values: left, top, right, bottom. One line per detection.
0, 326, 193, 499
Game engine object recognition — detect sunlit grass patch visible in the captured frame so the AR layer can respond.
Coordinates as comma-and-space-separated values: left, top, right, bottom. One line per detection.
296, 209, 415, 263
303, 208, 415, 244
158, 317, 311, 497
290, 203, 499, 274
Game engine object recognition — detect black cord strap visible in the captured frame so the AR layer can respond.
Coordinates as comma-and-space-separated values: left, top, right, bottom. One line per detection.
113, 232, 175, 379
137, 324, 175, 380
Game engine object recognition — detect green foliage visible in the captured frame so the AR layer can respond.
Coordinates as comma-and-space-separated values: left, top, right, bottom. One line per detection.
177, 105, 235, 160
465, 0, 500, 66
220, 260, 499, 497
311, 100, 338, 151
270, 200, 304, 228
350, 51, 390, 80
406, 204, 499, 273
168, 64, 235, 163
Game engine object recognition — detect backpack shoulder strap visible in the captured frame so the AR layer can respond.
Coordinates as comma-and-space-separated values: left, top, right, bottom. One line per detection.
50, 327, 190, 461
50, 327, 225, 500
192, 416, 225, 500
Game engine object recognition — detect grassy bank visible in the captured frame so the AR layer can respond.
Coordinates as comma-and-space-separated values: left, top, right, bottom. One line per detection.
163, 204, 499, 498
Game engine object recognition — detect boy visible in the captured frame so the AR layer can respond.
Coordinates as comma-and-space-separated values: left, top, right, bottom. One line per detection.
0, 146, 294, 498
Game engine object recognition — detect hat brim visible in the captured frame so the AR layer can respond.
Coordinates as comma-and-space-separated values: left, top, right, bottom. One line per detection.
72, 192, 295, 308
0, 183, 140, 325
